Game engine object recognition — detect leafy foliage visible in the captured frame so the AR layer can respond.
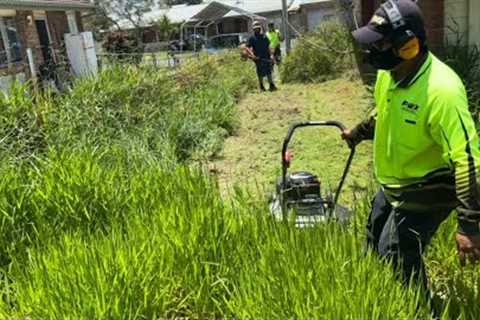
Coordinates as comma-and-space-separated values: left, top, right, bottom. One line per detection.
281, 21, 355, 83
443, 23, 480, 121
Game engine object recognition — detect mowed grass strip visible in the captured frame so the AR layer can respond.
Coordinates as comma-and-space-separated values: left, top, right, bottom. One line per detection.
211, 78, 374, 204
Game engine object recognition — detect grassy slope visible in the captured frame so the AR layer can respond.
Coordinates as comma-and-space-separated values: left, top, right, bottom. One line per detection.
211, 77, 375, 204
211, 76, 480, 318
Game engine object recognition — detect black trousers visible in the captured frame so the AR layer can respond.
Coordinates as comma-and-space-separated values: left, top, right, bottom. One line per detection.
367, 189, 452, 289
273, 46, 282, 64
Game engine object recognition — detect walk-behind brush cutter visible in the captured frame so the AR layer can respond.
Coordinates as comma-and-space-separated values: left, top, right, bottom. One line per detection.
269, 121, 355, 227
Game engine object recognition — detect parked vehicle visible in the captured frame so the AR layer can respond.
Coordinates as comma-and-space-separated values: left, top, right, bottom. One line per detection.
169, 34, 207, 52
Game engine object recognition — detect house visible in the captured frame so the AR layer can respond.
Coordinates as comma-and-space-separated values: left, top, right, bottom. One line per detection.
120, 0, 336, 45
201, 0, 336, 35
444, 0, 480, 45
0, 0, 94, 88
358, 0, 480, 52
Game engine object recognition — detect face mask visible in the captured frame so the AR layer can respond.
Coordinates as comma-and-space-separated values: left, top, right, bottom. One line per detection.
254, 30, 261, 36
366, 46, 403, 70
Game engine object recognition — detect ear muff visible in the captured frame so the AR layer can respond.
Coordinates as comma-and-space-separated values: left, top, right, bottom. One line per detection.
396, 37, 420, 60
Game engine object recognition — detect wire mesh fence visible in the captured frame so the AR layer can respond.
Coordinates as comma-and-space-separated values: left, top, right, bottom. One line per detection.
96, 50, 205, 71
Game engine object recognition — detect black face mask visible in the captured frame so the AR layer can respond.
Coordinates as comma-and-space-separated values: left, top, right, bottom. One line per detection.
366, 46, 403, 70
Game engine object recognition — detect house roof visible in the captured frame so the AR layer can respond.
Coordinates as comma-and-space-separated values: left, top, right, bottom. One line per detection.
118, 0, 332, 29
215, 0, 333, 18
146, 4, 208, 24
207, 0, 288, 15
0, 0, 94, 10
190, 1, 265, 24
288, 0, 332, 11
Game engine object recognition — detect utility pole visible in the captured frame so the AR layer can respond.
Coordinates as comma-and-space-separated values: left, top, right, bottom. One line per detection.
281, 0, 291, 53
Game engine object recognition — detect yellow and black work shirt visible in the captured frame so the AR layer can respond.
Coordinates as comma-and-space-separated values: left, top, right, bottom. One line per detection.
373, 52, 480, 213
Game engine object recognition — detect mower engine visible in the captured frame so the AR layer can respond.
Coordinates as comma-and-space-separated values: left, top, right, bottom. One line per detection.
269, 121, 355, 228
271, 171, 334, 227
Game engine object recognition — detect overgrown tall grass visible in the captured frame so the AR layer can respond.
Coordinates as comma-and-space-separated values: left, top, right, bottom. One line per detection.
0, 150, 430, 318
0, 52, 256, 164
0, 50, 477, 319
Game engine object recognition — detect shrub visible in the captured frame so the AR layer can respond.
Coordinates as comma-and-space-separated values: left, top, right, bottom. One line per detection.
103, 31, 143, 64
280, 21, 355, 83
443, 24, 480, 121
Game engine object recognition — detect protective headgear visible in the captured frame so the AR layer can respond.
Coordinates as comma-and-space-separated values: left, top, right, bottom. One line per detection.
352, 0, 426, 70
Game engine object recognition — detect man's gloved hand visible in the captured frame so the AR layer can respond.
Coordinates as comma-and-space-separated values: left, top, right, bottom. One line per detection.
456, 232, 480, 266
341, 128, 361, 149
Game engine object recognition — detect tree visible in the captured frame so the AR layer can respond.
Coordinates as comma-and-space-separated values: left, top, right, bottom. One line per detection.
94, 0, 156, 45
155, 15, 178, 41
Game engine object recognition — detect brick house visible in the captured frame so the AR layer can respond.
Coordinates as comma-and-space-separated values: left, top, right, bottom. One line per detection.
0, 0, 94, 87
358, 0, 480, 52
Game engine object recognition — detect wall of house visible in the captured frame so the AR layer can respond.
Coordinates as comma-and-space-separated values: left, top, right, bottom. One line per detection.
218, 17, 248, 34
47, 11, 70, 50
470, 0, 480, 45
75, 11, 84, 33
418, 0, 445, 52
0, 8, 84, 82
302, 2, 336, 32
444, 0, 468, 43
443, 0, 480, 45
15, 11, 44, 74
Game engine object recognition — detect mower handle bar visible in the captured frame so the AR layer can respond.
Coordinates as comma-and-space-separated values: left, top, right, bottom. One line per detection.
281, 120, 355, 209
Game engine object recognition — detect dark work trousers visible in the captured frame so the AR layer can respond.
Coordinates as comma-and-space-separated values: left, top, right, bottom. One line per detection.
366, 189, 452, 291
273, 46, 282, 65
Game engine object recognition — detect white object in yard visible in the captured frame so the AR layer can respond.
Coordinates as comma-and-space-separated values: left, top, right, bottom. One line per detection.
0, 73, 26, 93
65, 31, 98, 77
26, 48, 37, 81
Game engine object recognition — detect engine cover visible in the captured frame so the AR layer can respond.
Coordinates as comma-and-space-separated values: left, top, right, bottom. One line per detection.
277, 171, 321, 201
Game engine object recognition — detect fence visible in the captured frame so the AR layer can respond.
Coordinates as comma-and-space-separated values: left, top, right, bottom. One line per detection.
96, 50, 204, 71
0, 44, 221, 94
0, 44, 75, 93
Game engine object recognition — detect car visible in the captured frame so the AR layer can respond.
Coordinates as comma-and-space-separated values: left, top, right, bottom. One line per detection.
169, 34, 207, 52
205, 33, 250, 53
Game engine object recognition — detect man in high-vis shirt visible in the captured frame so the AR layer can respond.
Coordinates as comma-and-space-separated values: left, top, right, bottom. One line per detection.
343, 0, 480, 291
266, 22, 283, 65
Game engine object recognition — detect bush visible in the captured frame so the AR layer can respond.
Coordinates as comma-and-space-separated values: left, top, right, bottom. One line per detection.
280, 21, 355, 83
443, 25, 480, 121
103, 31, 143, 64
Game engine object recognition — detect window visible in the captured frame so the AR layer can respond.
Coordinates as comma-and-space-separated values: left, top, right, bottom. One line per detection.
0, 16, 22, 67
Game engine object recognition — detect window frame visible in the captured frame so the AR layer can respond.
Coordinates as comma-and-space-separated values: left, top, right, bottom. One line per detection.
0, 15, 22, 68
